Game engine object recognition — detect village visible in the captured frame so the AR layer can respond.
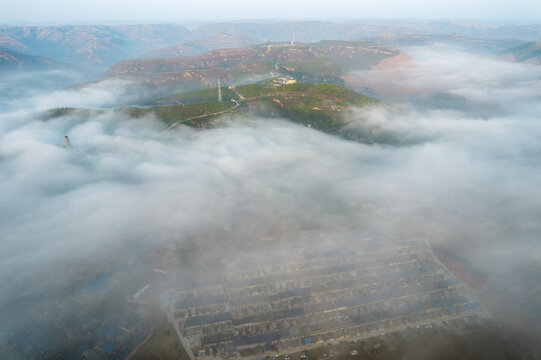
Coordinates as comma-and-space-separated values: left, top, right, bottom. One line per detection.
171, 236, 489, 359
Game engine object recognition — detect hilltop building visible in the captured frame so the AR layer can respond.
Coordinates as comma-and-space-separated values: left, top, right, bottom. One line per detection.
272, 76, 296, 87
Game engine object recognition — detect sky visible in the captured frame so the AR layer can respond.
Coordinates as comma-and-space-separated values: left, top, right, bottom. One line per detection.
1, 0, 540, 24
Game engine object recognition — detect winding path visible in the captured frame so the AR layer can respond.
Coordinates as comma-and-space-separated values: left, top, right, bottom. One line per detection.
158, 100, 240, 133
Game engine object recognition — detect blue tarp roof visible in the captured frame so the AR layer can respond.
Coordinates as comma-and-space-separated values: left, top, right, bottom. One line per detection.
186, 312, 232, 327
86, 274, 110, 292
105, 342, 116, 353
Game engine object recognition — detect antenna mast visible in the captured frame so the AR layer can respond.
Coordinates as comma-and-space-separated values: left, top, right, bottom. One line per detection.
218, 78, 222, 102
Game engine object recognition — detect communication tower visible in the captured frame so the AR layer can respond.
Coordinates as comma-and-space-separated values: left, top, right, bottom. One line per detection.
218, 78, 222, 102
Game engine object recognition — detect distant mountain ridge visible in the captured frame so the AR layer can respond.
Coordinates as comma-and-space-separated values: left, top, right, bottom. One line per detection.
0, 47, 65, 71
102, 40, 405, 95
476, 24, 541, 42
1, 21, 540, 72
107, 40, 401, 75
138, 32, 255, 59
371, 34, 526, 55
502, 41, 541, 64
0, 24, 191, 71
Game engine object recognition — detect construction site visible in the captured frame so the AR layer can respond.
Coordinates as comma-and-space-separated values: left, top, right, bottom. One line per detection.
171, 235, 489, 359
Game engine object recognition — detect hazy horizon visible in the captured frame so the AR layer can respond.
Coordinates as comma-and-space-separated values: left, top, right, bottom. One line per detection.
1, 0, 541, 25
0, 17, 539, 27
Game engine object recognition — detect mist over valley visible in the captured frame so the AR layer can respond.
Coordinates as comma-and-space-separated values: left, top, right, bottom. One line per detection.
1, 16, 541, 360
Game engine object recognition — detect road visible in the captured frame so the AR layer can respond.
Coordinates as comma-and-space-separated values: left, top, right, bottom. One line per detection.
169, 295, 196, 360
159, 85, 251, 134
158, 86, 302, 134
229, 85, 245, 101
159, 100, 240, 133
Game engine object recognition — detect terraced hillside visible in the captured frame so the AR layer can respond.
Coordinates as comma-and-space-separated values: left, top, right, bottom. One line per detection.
103, 41, 404, 91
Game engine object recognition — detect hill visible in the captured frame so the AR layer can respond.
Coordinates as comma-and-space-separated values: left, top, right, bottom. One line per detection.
0, 24, 191, 71
179, 20, 500, 44
2, 20, 540, 73
372, 34, 525, 56
101, 40, 404, 97
107, 40, 400, 76
139, 32, 255, 60
151, 87, 239, 106
0, 21, 415, 72
476, 24, 541, 41
502, 41, 541, 64
47, 83, 380, 137
0, 47, 65, 71
102, 60, 276, 98
236, 82, 379, 134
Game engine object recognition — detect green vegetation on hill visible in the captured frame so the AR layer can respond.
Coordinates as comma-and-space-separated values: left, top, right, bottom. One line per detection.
47, 101, 235, 127
282, 55, 343, 76
46, 107, 84, 118
123, 102, 234, 125
47, 82, 380, 136
237, 82, 377, 103
235, 83, 380, 134
145, 83, 379, 129
280, 83, 375, 104
152, 87, 238, 105
235, 83, 276, 97
229, 61, 275, 78
279, 56, 345, 85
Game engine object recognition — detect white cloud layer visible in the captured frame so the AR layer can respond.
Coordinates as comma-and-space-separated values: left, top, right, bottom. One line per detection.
1, 47, 541, 346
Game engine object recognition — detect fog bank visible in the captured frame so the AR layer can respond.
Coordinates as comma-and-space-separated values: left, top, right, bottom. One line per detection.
1, 46, 541, 356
